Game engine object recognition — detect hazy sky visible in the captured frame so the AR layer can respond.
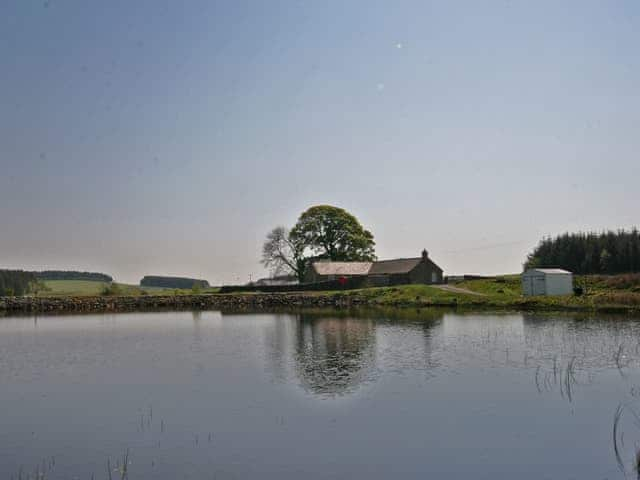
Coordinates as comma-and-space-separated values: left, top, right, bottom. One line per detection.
1, 1, 639, 284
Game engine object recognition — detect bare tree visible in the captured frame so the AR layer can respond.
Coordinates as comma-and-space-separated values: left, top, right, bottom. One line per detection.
261, 226, 306, 282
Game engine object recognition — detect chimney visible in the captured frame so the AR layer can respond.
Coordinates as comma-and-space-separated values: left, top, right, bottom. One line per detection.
422, 249, 429, 260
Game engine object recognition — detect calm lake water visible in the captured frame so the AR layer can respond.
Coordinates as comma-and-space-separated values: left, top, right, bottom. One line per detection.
2, 309, 640, 479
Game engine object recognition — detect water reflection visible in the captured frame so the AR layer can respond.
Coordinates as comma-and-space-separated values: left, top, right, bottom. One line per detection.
293, 314, 377, 396
256, 309, 640, 403
248, 308, 448, 396
4, 310, 640, 478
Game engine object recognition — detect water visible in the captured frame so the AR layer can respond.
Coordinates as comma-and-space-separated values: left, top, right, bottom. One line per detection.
1, 309, 640, 479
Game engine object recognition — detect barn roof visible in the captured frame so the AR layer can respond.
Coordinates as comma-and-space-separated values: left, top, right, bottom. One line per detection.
369, 258, 423, 275
310, 253, 443, 277
528, 268, 572, 274
311, 262, 373, 276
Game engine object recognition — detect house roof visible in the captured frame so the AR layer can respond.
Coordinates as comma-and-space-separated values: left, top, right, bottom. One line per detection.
311, 253, 443, 277
528, 268, 572, 274
369, 257, 423, 275
312, 262, 373, 276
254, 275, 298, 286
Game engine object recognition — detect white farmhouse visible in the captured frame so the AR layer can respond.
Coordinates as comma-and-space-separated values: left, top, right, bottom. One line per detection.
522, 268, 573, 296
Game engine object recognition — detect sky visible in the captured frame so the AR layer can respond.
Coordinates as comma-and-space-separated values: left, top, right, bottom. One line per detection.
1, 0, 639, 284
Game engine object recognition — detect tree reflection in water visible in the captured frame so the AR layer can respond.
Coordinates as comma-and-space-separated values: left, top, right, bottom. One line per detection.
290, 308, 446, 396
293, 314, 377, 396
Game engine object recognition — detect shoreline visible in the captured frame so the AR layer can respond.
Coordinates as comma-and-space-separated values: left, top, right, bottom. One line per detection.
1, 292, 638, 315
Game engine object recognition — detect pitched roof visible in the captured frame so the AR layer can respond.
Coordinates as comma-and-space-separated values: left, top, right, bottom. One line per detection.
528, 268, 572, 274
312, 262, 373, 276
369, 257, 423, 275
311, 254, 443, 277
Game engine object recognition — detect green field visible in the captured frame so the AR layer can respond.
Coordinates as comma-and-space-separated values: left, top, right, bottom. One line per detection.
337, 274, 640, 311
34, 275, 640, 312
342, 284, 479, 304
39, 280, 218, 297
42, 280, 111, 296
457, 274, 640, 309
41, 280, 157, 297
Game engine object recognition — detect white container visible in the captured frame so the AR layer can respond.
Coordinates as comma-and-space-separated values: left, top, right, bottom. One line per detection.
522, 268, 573, 296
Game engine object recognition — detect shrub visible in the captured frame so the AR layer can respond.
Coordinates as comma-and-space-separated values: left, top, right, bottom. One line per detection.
31, 279, 51, 297
573, 286, 584, 296
594, 292, 640, 306
101, 283, 121, 296
603, 273, 640, 290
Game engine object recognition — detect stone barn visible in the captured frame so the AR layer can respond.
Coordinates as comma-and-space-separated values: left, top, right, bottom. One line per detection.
304, 250, 444, 286
303, 261, 372, 284
367, 250, 443, 286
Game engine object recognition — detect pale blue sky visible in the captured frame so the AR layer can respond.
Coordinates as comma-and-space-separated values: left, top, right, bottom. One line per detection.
1, 1, 639, 284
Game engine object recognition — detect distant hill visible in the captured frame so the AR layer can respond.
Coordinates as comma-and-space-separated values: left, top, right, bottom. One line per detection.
35, 271, 113, 282
140, 276, 210, 289
525, 229, 640, 274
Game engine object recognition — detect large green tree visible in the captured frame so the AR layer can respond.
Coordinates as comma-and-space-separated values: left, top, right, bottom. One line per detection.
261, 205, 376, 282
290, 205, 376, 262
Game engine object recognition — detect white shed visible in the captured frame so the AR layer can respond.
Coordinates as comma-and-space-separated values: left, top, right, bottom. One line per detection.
522, 268, 573, 296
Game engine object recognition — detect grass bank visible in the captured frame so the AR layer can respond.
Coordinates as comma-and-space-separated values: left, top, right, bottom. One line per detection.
11, 275, 640, 314
334, 275, 640, 313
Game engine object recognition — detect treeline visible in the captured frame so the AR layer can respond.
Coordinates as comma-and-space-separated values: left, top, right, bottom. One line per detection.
140, 276, 210, 289
0, 270, 37, 296
34, 271, 113, 282
525, 229, 640, 274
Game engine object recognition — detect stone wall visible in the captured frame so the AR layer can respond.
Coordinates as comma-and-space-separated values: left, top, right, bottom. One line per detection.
219, 276, 367, 294
0, 293, 371, 314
